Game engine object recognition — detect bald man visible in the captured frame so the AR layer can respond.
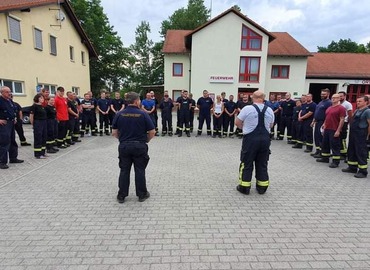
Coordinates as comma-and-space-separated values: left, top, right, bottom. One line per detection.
235, 90, 275, 195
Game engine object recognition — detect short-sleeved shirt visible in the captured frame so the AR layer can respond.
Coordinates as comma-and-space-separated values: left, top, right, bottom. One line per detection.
224, 101, 237, 114
324, 105, 346, 131
293, 106, 301, 121
265, 100, 280, 113
45, 105, 56, 120
353, 108, 370, 129
301, 102, 316, 120
112, 105, 155, 143
341, 100, 353, 122
97, 98, 110, 112
142, 99, 155, 112
178, 98, 191, 111
280, 99, 296, 116
197, 97, 213, 114
81, 99, 94, 113
54, 95, 69, 121
237, 103, 275, 134
30, 104, 47, 120
159, 98, 173, 113
111, 98, 124, 112
314, 99, 332, 121
237, 100, 251, 111
67, 99, 78, 117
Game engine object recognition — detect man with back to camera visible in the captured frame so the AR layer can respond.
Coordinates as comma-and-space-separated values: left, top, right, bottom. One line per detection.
235, 90, 274, 195
112, 92, 155, 203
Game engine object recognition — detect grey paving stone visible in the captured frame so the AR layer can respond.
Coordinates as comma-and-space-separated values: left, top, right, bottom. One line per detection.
1, 122, 370, 270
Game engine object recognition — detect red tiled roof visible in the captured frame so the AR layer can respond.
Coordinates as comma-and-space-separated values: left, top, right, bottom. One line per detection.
268, 32, 311, 56
0, 0, 97, 58
307, 53, 370, 78
0, 0, 56, 12
162, 30, 192, 53
187, 7, 275, 42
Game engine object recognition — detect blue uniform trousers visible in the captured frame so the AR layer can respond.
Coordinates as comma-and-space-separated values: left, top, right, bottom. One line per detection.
198, 112, 212, 135
314, 120, 324, 152
0, 121, 18, 164
33, 120, 47, 157
118, 142, 149, 198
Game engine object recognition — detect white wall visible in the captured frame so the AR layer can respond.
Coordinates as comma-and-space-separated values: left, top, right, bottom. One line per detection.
266, 56, 308, 99
164, 53, 190, 97
189, 12, 269, 100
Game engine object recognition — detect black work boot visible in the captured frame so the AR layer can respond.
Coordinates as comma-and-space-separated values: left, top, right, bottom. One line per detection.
316, 157, 329, 163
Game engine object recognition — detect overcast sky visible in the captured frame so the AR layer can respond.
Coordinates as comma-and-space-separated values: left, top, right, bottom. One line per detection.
100, 0, 370, 52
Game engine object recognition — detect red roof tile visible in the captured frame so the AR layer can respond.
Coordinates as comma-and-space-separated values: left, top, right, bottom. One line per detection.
162, 30, 192, 53
0, 0, 57, 12
307, 53, 370, 78
268, 32, 311, 56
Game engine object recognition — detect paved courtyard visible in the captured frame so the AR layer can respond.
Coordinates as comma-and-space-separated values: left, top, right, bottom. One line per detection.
1, 122, 370, 270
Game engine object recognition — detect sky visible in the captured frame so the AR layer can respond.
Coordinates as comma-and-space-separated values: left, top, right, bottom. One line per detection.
99, 0, 370, 52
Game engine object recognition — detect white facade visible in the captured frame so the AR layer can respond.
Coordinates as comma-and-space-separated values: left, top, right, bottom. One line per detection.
266, 56, 308, 98
164, 53, 190, 94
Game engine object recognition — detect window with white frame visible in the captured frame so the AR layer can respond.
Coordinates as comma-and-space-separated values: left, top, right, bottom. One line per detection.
37, 84, 57, 95
72, 86, 80, 96
69, 46, 74, 61
1, 79, 24, 94
50, 35, 57, 55
34, 27, 43, 50
8, 16, 22, 43
81, 51, 85, 65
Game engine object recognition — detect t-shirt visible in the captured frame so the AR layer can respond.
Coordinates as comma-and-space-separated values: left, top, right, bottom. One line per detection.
341, 100, 353, 122
112, 105, 155, 143
314, 99, 332, 121
81, 99, 94, 114
30, 104, 47, 120
97, 98, 110, 112
301, 102, 316, 120
224, 101, 237, 114
324, 105, 346, 131
159, 98, 173, 114
280, 99, 296, 116
45, 105, 56, 120
353, 108, 370, 129
197, 97, 213, 114
54, 95, 69, 121
67, 99, 78, 118
141, 99, 155, 112
237, 104, 275, 134
111, 98, 124, 112
178, 98, 191, 112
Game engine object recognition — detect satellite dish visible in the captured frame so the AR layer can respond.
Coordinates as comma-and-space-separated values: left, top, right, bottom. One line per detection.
56, 11, 66, 21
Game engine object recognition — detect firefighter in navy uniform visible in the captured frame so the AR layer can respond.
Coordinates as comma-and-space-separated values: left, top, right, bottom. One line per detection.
112, 92, 155, 203
196, 90, 213, 136
178, 90, 192, 137
97, 91, 111, 136
44, 97, 59, 153
0, 86, 23, 169
30, 94, 48, 158
189, 93, 196, 133
174, 92, 183, 135
223, 94, 237, 138
159, 91, 174, 136
342, 96, 370, 178
11, 95, 31, 146
298, 93, 316, 152
292, 95, 307, 149
66, 91, 80, 145
310, 88, 331, 158
291, 99, 302, 146
235, 94, 252, 138
235, 90, 274, 195
80, 93, 96, 136
278, 92, 296, 143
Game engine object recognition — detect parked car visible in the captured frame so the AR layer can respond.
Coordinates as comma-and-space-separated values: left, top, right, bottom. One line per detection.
21, 106, 32, 124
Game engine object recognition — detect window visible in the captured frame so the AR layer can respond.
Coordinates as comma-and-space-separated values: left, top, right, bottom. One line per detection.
172, 63, 183, 77
239, 57, 260, 82
38, 84, 57, 95
1, 79, 24, 94
69, 46, 74, 61
271, 65, 290, 79
8, 16, 22, 43
81, 51, 85, 65
72, 87, 80, 96
34, 28, 43, 50
241, 25, 262, 50
50, 35, 57, 55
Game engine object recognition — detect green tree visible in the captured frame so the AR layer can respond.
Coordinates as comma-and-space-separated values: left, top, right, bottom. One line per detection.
160, 0, 210, 37
129, 21, 155, 93
317, 38, 370, 53
70, 0, 130, 95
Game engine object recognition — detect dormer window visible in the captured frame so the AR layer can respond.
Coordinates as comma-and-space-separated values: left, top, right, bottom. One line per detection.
241, 25, 262, 50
